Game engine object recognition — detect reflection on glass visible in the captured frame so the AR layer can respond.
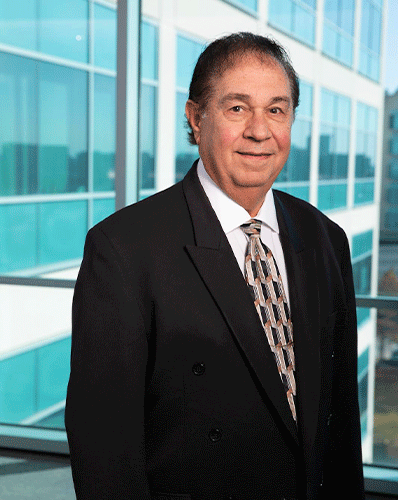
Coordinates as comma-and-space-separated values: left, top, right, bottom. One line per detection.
94, 2, 116, 70
39, 0, 88, 62
94, 74, 116, 192
373, 307, 398, 466
268, 0, 316, 46
0, 285, 73, 430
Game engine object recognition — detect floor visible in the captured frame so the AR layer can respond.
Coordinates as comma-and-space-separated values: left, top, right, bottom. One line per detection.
0, 447, 396, 500
0, 449, 75, 499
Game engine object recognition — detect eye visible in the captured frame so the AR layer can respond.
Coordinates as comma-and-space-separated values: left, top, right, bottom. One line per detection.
269, 107, 282, 114
231, 105, 243, 113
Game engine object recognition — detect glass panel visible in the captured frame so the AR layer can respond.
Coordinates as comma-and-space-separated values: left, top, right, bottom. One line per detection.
0, 284, 73, 429
373, 307, 398, 466
0, 204, 36, 274
39, 0, 88, 62
175, 91, 199, 182
268, 0, 294, 33
0, 0, 37, 50
93, 198, 115, 226
318, 181, 347, 210
94, 3, 117, 71
177, 35, 203, 89
38, 62, 88, 194
0, 53, 37, 196
140, 84, 157, 190
38, 201, 87, 265
355, 180, 375, 205
141, 21, 158, 81
294, 3, 315, 45
94, 74, 116, 192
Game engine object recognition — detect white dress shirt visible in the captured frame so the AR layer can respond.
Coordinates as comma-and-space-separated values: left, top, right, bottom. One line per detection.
197, 159, 290, 307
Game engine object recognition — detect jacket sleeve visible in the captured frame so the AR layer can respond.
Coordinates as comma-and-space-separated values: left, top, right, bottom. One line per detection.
65, 227, 151, 499
322, 231, 365, 499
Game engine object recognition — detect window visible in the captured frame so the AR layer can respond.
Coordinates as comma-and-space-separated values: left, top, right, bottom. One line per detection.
359, 0, 383, 81
275, 81, 312, 201
268, 0, 316, 47
323, 0, 355, 66
175, 35, 203, 183
223, 0, 257, 13
139, 20, 158, 197
358, 348, 369, 438
390, 136, 398, 156
352, 230, 373, 325
318, 89, 350, 211
390, 111, 398, 130
0, 0, 89, 63
355, 102, 377, 205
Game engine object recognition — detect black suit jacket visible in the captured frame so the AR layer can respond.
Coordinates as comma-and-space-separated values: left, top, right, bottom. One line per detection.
65, 163, 365, 500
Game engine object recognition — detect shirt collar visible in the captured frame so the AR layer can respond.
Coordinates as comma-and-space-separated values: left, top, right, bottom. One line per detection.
196, 158, 280, 235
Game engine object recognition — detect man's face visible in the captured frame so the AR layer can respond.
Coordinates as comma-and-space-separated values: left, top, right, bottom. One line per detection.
186, 55, 294, 207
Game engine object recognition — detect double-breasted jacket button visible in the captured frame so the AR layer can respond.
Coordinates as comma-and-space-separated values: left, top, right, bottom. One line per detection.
223, 495, 237, 500
208, 428, 222, 442
327, 413, 333, 426
192, 362, 205, 376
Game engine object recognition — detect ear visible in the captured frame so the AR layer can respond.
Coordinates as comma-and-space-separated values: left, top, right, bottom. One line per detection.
185, 100, 202, 145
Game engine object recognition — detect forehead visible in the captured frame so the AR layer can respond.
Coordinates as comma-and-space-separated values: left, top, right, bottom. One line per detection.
210, 55, 291, 100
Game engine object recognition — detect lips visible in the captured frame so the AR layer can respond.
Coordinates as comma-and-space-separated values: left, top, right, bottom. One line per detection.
237, 152, 272, 156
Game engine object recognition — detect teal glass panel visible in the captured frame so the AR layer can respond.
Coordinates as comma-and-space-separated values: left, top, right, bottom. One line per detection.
274, 184, 310, 201
281, 119, 311, 182
339, 35, 353, 66
318, 182, 347, 210
391, 111, 398, 130
0, 53, 37, 196
319, 124, 334, 179
0, 350, 35, 423
269, 0, 294, 33
390, 159, 398, 180
39, 0, 88, 62
353, 230, 373, 258
302, 0, 316, 7
0, 0, 36, 50
177, 35, 203, 89
323, 24, 338, 60
37, 337, 71, 413
94, 74, 116, 192
269, 0, 315, 46
93, 198, 115, 226
355, 180, 374, 205
233, 0, 257, 10
38, 201, 87, 265
38, 61, 88, 194
390, 136, 398, 155
140, 84, 157, 190
359, 0, 382, 81
175, 91, 198, 182
94, 3, 116, 71
324, 0, 338, 24
294, 2, 315, 45
141, 21, 158, 81
297, 81, 313, 117
0, 204, 36, 274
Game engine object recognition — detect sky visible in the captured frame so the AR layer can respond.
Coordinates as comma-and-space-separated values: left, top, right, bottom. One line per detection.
384, 0, 398, 94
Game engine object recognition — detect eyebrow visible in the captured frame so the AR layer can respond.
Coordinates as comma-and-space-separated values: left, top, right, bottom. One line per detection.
219, 93, 292, 107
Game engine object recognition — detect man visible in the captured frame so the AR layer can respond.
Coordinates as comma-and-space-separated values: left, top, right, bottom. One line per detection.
65, 33, 365, 499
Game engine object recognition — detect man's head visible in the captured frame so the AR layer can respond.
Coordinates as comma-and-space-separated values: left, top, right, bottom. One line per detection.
185, 32, 299, 216
186, 32, 299, 145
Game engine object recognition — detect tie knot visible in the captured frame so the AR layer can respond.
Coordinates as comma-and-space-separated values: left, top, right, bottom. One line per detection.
240, 219, 261, 237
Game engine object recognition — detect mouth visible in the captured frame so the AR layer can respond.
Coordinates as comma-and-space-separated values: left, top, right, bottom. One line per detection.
237, 152, 272, 157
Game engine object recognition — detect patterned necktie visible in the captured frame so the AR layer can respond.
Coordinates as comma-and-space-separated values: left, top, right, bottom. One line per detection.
241, 219, 296, 422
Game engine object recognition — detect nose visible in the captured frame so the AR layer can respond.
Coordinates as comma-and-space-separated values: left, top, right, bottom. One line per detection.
243, 111, 272, 141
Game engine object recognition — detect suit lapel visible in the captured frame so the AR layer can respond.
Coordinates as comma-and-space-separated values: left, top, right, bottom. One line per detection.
274, 192, 322, 458
182, 166, 299, 446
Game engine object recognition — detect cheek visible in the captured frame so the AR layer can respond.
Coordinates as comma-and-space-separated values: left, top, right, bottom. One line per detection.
276, 128, 292, 151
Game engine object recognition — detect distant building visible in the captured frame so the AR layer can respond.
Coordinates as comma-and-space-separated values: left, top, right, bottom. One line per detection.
380, 89, 398, 243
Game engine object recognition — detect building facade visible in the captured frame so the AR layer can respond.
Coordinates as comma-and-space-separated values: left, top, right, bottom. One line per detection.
0, 0, 387, 466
